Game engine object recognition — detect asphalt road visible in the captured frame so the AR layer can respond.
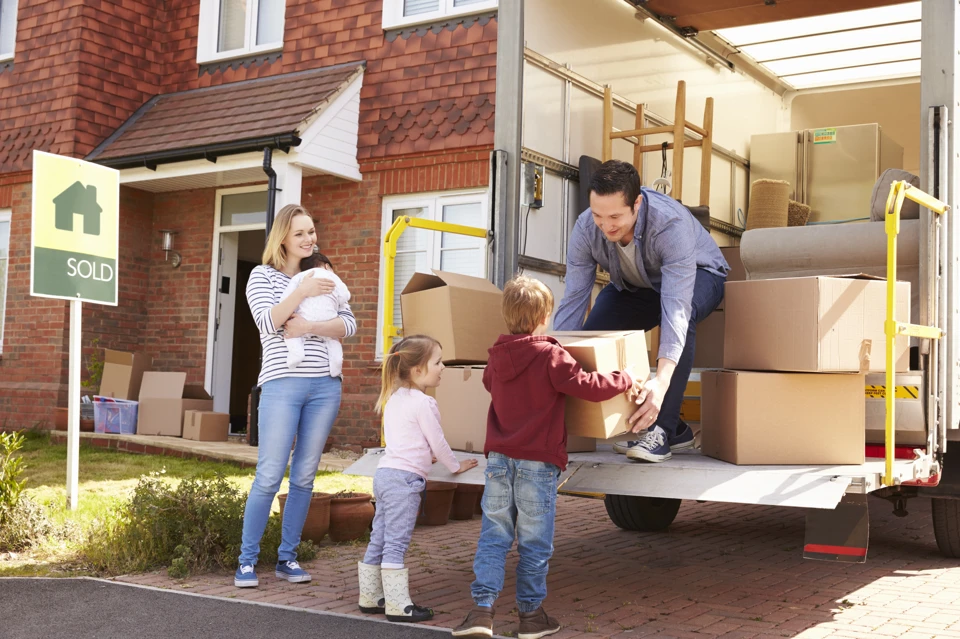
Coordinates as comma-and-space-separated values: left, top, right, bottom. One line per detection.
0, 578, 455, 639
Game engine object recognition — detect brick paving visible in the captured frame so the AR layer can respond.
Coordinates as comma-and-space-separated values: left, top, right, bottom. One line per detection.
117, 495, 960, 638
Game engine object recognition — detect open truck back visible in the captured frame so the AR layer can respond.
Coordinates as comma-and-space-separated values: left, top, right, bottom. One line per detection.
347, 0, 960, 561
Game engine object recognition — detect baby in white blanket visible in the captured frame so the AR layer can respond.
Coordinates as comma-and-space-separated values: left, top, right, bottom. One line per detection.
279, 251, 351, 376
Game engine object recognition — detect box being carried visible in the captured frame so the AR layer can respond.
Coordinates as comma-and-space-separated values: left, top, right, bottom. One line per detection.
549, 331, 649, 440
400, 270, 508, 364
183, 410, 231, 442
723, 275, 910, 373
137, 372, 213, 437
99, 349, 152, 400
428, 366, 596, 454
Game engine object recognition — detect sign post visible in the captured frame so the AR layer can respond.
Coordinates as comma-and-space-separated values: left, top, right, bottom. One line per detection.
31, 151, 119, 510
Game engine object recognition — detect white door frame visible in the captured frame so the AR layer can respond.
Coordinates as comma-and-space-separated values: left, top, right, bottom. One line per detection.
204, 185, 268, 403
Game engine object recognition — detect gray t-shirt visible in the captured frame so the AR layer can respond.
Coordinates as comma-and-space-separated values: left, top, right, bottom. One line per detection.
616, 240, 648, 289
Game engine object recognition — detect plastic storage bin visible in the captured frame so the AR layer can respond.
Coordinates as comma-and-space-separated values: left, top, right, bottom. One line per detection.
93, 396, 139, 434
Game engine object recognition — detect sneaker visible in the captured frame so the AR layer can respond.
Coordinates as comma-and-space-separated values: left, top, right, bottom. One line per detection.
275, 560, 311, 583
234, 564, 258, 588
614, 421, 694, 455
451, 605, 495, 637
518, 606, 561, 639
625, 426, 672, 463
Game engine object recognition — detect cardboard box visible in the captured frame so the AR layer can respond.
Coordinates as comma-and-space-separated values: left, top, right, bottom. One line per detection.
701, 370, 865, 465
720, 246, 745, 284
550, 331, 649, 439
693, 309, 724, 369
723, 275, 910, 373
137, 372, 213, 437
99, 349, 152, 401
679, 373, 701, 423
865, 372, 925, 446
183, 410, 231, 442
429, 366, 596, 454
400, 270, 508, 364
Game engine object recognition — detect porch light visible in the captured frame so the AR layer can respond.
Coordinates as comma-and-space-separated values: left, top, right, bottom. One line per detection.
159, 229, 182, 268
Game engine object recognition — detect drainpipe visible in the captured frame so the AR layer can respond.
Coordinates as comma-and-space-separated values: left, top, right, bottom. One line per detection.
249, 147, 279, 447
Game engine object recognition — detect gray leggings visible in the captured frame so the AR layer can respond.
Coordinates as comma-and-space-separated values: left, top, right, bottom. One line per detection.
363, 467, 425, 567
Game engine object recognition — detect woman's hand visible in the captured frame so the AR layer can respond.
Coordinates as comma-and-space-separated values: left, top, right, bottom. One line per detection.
282, 314, 314, 338
296, 276, 335, 300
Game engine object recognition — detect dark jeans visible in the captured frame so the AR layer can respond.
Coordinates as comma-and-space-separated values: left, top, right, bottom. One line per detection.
582, 269, 725, 440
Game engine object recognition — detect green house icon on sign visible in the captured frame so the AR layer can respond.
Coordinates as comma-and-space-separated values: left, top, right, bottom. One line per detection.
54, 182, 102, 236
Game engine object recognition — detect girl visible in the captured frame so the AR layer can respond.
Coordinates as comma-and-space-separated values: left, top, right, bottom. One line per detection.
357, 335, 478, 623
235, 205, 355, 588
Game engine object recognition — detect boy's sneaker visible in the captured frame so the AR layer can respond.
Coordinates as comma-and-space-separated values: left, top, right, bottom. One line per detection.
275, 560, 311, 583
451, 605, 494, 637
518, 607, 561, 639
615, 421, 695, 455
234, 564, 258, 588
625, 426, 672, 463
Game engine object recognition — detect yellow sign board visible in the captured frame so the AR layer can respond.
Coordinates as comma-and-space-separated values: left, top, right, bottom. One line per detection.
31, 151, 119, 305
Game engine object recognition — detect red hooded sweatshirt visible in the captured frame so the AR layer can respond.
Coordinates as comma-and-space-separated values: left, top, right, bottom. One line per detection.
482, 334, 633, 470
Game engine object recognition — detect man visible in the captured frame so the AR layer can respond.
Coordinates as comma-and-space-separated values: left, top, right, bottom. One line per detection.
554, 160, 728, 463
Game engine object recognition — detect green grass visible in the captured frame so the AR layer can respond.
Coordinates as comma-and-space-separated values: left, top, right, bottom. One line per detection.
0, 431, 372, 577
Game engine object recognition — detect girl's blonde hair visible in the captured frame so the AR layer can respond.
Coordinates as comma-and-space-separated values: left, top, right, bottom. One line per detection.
376, 335, 442, 413
262, 204, 315, 270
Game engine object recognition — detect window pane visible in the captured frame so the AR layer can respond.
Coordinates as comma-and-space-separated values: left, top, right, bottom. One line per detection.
218, 0, 247, 53
392, 207, 430, 329
0, 220, 8, 257
256, 0, 283, 45
221, 191, 267, 226
453, 0, 487, 5
404, 0, 439, 17
440, 202, 485, 277
0, 0, 15, 56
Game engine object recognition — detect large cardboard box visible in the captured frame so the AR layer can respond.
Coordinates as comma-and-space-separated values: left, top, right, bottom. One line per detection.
701, 370, 865, 465
550, 331, 649, 439
720, 246, 745, 284
429, 366, 595, 454
865, 372, 925, 446
723, 275, 910, 373
137, 372, 213, 437
99, 349, 152, 401
183, 410, 231, 442
400, 270, 507, 364
692, 246, 743, 369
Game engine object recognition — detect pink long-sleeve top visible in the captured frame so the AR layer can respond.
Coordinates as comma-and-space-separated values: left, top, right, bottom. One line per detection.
378, 387, 460, 478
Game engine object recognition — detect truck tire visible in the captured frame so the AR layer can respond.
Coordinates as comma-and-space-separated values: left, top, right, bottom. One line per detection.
932, 498, 960, 558
604, 494, 681, 532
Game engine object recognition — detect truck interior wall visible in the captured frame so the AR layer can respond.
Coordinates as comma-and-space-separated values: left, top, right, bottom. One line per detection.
789, 82, 922, 175
522, 0, 787, 251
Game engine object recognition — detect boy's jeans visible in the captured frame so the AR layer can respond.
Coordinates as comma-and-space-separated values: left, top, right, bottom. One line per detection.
471, 452, 560, 613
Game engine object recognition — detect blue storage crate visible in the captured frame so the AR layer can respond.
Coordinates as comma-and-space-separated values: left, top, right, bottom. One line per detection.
93, 396, 139, 434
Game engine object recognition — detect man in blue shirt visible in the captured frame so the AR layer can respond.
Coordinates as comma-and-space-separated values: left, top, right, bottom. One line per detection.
554, 160, 728, 462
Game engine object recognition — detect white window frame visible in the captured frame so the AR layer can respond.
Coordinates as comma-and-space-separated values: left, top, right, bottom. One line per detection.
382, 0, 497, 31
375, 188, 490, 358
0, 209, 11, 354
0, 0, 18, 62
196, 0, 285, 65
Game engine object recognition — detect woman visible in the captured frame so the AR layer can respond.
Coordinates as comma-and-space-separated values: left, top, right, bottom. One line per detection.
235, 204, 356, 588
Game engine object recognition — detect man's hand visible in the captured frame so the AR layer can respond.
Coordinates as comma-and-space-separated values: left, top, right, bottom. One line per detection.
627, 376, 668, 433
455, 459, 479, 474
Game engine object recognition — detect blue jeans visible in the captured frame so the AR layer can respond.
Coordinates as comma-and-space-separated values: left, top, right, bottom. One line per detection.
583, 268, 725, 440
363, 467, 425, 568
239, 375, 342, 565
471, 453, 560, 613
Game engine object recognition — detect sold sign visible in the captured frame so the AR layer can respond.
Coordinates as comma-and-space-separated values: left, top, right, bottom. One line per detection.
31, 151, 119, 306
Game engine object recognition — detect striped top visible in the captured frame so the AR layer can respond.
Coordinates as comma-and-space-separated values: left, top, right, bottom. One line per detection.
246, 265, 358, 386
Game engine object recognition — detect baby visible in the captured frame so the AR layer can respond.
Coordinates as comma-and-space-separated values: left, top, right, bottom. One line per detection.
279, 251, 351, 375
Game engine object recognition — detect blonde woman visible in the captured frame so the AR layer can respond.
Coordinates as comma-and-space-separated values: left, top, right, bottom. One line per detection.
235, 204, 356, 588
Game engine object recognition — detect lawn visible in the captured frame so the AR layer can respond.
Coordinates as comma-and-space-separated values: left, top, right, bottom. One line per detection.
0, 431, 373, 577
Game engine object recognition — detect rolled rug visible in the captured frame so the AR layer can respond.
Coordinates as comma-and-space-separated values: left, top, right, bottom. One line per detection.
787, 199, 811, 226
746, 179, 790, 230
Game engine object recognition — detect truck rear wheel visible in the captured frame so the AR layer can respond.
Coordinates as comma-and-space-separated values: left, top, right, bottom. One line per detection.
604, 494, 681, 532
932, 497, 960, 558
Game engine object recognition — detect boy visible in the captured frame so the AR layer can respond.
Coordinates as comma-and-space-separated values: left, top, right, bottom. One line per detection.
452, 275, 639, 639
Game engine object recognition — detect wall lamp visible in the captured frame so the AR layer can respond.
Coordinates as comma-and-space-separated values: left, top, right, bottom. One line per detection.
159, 229, 182, 268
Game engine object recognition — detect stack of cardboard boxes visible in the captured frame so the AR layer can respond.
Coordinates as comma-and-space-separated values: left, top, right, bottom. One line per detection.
98, 350, 231, 442
700, 258, 913, 465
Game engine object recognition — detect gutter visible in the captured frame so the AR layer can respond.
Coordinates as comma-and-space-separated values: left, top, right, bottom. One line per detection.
90, 134, 302, 171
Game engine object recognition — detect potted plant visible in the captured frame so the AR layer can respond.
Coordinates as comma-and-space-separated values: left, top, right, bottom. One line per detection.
416, 481, 457, 526
278, 492, 333, 544
328, 490, 374, 542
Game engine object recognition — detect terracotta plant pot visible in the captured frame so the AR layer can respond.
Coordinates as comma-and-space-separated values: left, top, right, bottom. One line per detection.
475, 486, 485, 515
417, 481, 457, 526
277, 492, 332, 544
328, 492, 375, 542
80, 419, 95, 433
54, 408, 68, 431
450, 484, 483, 521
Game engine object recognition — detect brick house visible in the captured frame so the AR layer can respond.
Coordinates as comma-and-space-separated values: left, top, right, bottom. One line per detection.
0, 0, 498, 447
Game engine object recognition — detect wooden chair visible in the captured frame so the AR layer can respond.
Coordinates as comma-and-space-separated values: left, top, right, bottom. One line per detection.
601, 80, 714, 206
